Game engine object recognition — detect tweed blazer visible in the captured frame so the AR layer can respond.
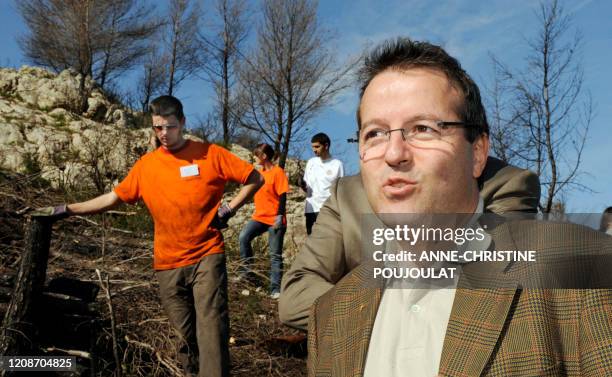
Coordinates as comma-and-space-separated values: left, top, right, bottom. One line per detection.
280, 157, 541, 330
308, 221, 612, 377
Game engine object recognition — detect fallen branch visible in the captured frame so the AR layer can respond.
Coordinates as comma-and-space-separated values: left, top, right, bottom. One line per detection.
43, 291, 83, 301
45, 346, 91, 359
110, 283, 152, 298
106, 210, 137, 216
96, 269, 122, 377
74, 216, 133, 234
81, 279, 148, 285
124, 335, 182, 376
117, 283, 151, 292
116, 253, 151, 265
0, 191, 26, 203
137, 318, 168, 326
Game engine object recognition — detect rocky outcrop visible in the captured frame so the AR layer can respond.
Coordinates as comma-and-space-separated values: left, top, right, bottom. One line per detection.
0, 66, 133, 127
0, 100, 150, 192
0, 67, 155, 192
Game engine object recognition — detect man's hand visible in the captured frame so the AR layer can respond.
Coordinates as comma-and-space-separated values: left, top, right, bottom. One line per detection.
217, 203, 234, 222
31, 204, 70, 220
273, 215, 284, 230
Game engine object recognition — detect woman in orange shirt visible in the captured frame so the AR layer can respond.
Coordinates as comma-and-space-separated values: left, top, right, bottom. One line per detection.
238, 143, 289, 298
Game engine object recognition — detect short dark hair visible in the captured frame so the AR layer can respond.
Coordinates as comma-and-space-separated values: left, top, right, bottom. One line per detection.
356, 37, 489, 143
149, 95, 185, 121
253, 143, 275, 161
311, 133, 331, 147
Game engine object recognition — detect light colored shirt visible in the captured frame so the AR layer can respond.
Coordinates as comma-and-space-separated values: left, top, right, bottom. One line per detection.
303, 156, 344, 213
363, 199, 489, 377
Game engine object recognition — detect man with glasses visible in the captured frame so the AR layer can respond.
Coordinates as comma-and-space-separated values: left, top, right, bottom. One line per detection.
280, 56, 540, 331
41, 95, 263, 377
281, 38, 611, 376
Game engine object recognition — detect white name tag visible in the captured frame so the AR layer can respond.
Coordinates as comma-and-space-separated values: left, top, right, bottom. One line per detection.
180, 164, 200, 177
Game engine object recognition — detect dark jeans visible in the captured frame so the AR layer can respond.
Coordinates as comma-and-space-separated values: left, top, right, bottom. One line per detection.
305, 212, 319, 235
238, 220, 286, 293
156, 253, 229, 377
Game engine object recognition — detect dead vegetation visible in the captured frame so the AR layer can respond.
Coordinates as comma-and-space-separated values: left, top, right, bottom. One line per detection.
0, 169, 306, 376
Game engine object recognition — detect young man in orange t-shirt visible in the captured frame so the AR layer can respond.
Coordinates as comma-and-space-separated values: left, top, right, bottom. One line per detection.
42, 96, 263, 377
238, 143, 289, 299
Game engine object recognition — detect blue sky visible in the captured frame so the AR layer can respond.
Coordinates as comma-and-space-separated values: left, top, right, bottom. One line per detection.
0, 0, 609, 212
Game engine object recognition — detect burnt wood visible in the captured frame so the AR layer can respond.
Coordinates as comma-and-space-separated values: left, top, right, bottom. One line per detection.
0, 216, 53, 358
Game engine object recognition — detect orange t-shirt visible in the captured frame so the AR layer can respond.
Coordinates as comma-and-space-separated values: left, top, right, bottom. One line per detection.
252, 165, 289, 226
114, 141, 254, 270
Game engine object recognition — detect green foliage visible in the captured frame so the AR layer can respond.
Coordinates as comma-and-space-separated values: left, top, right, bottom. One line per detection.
22, 151, 41, 174
50, 112, 68, 129
65, 189, 153, 234
107, 203, 154, 234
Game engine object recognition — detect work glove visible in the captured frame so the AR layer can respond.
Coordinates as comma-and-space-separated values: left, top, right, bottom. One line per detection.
31, 204, 70, 220
212, 203, 233, 230
273, 215, 284, 230
218, 203, 234, 222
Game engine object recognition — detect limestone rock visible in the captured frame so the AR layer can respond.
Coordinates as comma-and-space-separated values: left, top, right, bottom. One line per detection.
0, 66, 152, 189
85, 92, 108, 121
0, 69, 18, 97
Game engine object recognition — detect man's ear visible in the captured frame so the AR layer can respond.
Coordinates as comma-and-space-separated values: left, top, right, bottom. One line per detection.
472, 134, 489, 179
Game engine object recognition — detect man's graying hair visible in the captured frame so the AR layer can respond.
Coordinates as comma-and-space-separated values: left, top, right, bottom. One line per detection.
356, 37, 489, 143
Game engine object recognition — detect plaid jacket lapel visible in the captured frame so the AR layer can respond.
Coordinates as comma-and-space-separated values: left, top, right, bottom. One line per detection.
439, 227, 520, 376
330, 263, 383, 377
439, 284, 519, 376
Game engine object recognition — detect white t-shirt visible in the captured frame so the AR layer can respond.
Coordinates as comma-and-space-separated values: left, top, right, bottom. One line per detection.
303, 156, 344, 213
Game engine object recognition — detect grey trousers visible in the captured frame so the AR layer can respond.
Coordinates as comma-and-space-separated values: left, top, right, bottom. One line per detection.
156, 253, 230, 377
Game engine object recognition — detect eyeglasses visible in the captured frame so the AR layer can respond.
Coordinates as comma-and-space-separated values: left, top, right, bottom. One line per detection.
359, 120, 480, 159
152, 124, 179, 132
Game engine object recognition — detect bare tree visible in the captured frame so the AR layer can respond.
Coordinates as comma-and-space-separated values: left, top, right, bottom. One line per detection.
17, 0, 96, 112
16, 0, 160, 110
164, 0, 203, 96
488, 0, 592, 212
200, 0, 250, 144
236, 0, 354, 168
17, 1, 90, 75
486, 61, 521, 165
137, 49, 169, 113
95, 0, 161, 89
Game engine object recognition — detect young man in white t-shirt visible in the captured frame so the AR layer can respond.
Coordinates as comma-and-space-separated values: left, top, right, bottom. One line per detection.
301, 133, 344, 234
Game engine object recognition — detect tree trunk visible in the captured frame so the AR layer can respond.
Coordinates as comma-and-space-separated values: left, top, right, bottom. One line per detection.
78, 74, 89, 114
222, 50, 230, 144
0, 217, 53, 359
